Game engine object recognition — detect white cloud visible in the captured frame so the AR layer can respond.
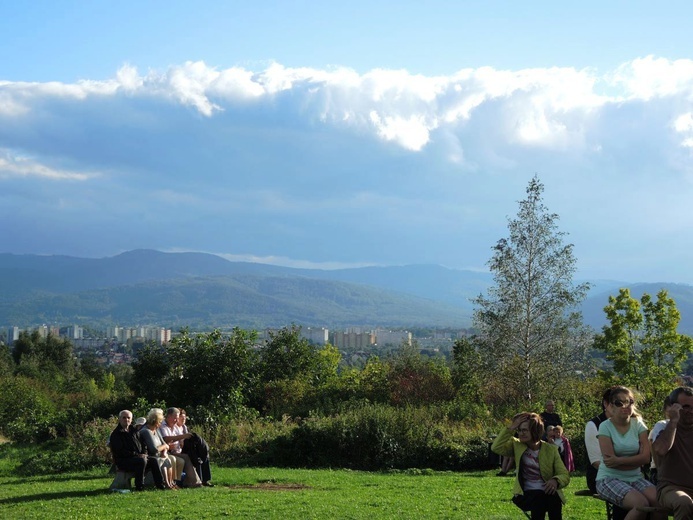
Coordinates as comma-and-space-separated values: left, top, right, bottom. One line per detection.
4, 57, 693, 158
5, 58, 693, 282
213, 251, 376, 270
610, 56, 693, 100
0, 149, 94, 180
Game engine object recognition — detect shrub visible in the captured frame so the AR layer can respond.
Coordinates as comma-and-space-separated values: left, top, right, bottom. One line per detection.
0, 377, 57, 443
16, 417, 115, 476
262, 404, 494, 471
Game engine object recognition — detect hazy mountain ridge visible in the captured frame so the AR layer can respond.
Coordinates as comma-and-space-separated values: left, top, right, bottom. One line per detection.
1, 249, 692, 333
0, 251, 472, 328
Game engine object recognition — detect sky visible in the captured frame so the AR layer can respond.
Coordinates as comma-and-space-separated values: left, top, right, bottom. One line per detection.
2, 1, 693, 283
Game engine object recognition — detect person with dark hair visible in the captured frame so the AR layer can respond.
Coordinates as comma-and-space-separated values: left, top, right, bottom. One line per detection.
177, 409, 214, 487
492, 412, 570, 519
109, 410, 166, 491
652, 386, 693, 520
596, 386, 662, 520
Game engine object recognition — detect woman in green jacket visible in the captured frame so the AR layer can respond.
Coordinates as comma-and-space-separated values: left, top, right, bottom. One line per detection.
492, 412, 570, 520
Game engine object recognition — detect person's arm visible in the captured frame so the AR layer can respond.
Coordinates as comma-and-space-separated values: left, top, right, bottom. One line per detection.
491, 413, 527, 458
544, 448, 570, 494
584, 421, 601, 469
139, 428, 163, 456
110, 429, 140, 459
600, 430, 650, 469
653, 404, 680, 457
159, 424, 191, 444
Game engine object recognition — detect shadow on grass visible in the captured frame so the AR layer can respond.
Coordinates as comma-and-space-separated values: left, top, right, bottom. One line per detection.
1, 473, 109, 485
0, 488, 111, 505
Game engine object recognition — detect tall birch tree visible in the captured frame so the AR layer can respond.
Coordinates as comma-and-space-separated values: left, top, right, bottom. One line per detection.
473, 176, 590, 403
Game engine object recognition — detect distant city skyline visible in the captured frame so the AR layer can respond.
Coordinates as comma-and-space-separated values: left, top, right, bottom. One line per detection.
3, 3, 693, 284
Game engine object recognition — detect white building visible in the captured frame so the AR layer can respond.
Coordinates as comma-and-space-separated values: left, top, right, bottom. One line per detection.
300, 327, 329, 345
374, 329, 412, 346
6, 326, 20, 345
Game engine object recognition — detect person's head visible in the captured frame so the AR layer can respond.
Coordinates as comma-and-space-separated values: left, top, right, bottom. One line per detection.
165, 407, 180, 426
134, 417, 146, 430
601, 387, 613, 412
118, 410, 133, 430
661, 395, 673, 418
177, 408, 187, 427
607, 386, 638, 419
669, 386, 693, 425
516, 413, 544, 445
545, 425, 556, 441
146, 408, 165, 428
553, 425, 564, 437
544, 400, 555, 413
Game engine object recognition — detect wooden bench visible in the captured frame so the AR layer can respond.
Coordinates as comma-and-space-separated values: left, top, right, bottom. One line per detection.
573, 491, 613, 518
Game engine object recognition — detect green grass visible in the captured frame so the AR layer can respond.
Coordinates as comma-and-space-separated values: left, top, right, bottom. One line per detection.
0, 462, 608, 520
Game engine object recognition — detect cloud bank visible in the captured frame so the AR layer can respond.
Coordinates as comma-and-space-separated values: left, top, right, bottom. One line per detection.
2, 57, 693, 282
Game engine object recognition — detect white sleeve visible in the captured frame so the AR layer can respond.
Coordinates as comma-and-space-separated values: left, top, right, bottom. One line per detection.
584, 420, 601, 465
648, 420, 667, 442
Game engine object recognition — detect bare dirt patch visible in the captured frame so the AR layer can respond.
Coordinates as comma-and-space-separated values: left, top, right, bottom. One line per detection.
228, 482, 310, 491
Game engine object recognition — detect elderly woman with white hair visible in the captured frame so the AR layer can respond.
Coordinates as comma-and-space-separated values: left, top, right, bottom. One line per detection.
139, 408, 183, 489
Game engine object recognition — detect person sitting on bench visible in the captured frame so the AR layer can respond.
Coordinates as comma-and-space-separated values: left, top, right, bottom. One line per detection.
652, 386, 693, 520
596, 386, 663, 520
109, 410, 166, 491
492, 412, 570, 520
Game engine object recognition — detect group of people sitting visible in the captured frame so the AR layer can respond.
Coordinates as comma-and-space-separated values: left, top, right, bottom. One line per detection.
109, 406, 213, 491
493, 386, 693, 520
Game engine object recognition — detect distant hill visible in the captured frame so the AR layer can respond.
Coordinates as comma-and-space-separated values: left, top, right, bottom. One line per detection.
0, 250, 474, 329
1, 249, 693, 333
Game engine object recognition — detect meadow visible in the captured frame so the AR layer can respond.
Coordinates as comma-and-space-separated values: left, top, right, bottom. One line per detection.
0, 445, 607, 520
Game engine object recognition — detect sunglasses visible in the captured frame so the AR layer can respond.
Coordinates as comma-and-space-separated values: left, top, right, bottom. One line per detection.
612, 398, 635, 408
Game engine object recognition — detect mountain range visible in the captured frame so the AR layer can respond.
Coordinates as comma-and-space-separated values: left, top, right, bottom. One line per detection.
1, 249, 693, 334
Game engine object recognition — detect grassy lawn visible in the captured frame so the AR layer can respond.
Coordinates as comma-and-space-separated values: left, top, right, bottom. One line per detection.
0, 455, 608, 520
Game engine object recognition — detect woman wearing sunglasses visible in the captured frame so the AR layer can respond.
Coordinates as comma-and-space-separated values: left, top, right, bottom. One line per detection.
596, 386, 665, 520
492, 412, 569, 519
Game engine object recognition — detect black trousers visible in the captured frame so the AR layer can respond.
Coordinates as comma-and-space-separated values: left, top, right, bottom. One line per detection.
513, 490, 562, 520
116, 456, 164, 490
194, 458, 212, 483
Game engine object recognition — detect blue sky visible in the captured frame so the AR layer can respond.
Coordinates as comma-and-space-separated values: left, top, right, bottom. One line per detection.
2, 1, 693, 283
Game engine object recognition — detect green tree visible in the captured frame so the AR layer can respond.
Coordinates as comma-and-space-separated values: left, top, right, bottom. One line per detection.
0, 343, 14, 377
132, 328, 258, 421
473, 176, 591, 403
255, 326, 346, 417
169, 328, 258, 420
593, 288, 693, 398
130, 342, 174, 403
257, 325, 321, 384
387, 343, 455, 406
451, 337, 483, 400
12, 330, 78, 382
